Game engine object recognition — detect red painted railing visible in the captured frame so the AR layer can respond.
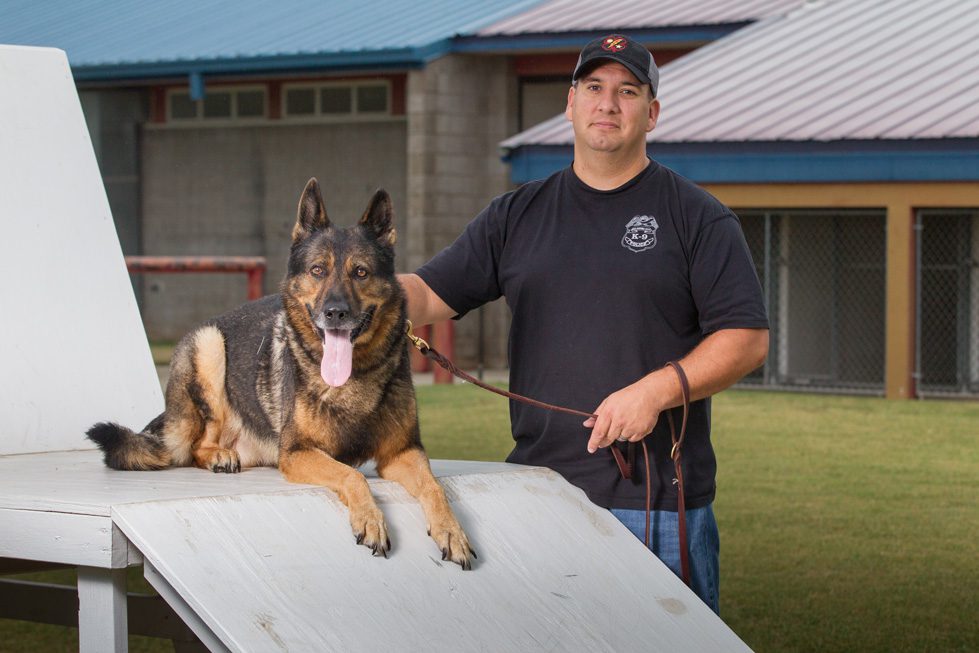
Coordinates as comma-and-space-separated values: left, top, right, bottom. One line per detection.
125, 256, 267, 301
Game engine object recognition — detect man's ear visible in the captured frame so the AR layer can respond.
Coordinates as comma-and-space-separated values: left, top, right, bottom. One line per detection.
359, 188, 396, 249
292, 178, 330, 243
565, 85, 575, 122
647, 98, 661, 133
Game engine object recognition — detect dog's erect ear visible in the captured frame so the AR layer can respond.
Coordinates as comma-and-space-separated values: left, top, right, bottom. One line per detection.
359, 189, 396, 248
293, 178, 331, 243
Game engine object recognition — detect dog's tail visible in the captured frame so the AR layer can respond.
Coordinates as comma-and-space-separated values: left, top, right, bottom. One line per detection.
86, 415, 171, 470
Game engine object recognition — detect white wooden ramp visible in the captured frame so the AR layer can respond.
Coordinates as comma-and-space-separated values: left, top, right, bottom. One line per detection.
112, 464, 749, 653
0, 43, 753, 652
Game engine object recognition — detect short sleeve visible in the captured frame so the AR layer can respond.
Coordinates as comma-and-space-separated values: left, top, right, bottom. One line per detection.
415, 197, 507, 318
689, 213, 770, 334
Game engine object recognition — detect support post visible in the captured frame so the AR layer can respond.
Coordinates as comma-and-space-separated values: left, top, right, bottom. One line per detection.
885, 201, 916, 398
77, 566, 128, 653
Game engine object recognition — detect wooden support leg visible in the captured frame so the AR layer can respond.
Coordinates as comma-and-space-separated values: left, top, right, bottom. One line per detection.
77, 566, 128, 653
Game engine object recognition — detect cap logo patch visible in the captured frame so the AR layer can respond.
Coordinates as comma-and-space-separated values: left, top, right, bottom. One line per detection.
602, 37, 627, 52
622, 215, 659, 253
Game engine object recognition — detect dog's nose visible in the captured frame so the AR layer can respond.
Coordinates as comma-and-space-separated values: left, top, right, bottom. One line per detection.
323, 302, 350, 328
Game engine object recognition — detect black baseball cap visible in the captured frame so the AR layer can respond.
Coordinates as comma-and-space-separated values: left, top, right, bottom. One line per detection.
572, 34, 659, 96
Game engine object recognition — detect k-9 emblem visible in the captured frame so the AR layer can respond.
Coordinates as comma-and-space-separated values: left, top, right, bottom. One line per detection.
622, 215, 659, 252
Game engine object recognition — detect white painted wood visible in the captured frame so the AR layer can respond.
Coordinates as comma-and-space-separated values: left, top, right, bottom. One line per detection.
0, 449, 514, 516
0, 507, 122, 568
114, 467, 753, 653
77, 566, 128, 653
144, 559, 232, 653
0, 44, 162, 455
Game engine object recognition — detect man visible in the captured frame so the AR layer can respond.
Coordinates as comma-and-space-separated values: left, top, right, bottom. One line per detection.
400, 34, 769, 613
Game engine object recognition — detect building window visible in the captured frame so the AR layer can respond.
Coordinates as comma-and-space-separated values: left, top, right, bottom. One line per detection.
167, 87, 267, 122
282, 81, 390, 119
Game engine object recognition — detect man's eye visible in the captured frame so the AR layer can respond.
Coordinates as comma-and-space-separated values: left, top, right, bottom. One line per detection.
310, 265, 325, 277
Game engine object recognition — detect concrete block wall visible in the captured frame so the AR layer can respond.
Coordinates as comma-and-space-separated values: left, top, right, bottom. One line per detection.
140, 121, 407, 340
406, 54, 518, 369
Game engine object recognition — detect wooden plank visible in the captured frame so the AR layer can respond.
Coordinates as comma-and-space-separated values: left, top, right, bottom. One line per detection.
115, 467, 753, 653
0, 449, 518, 515
144, 560, 232, 653
0, 45, 163, 456
0, 507, 126, 568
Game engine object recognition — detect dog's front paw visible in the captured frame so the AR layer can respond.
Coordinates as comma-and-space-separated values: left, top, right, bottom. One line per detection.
429, 519, 476, 570
200, 447, 241, 473
350, 504, 390, 558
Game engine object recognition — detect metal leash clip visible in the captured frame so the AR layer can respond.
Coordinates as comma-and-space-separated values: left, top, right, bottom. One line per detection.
405, 320, 430, 353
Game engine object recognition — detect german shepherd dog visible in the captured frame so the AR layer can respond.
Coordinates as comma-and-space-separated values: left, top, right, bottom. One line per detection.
87, 179, 474, 569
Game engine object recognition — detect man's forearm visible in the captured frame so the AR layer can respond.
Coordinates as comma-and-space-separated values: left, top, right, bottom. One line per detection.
642, 328, 769, 409
584, 327, 768, 451
398, 273, 456, 326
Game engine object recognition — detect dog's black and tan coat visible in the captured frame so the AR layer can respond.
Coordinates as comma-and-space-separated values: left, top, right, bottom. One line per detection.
87, 179, 474, 568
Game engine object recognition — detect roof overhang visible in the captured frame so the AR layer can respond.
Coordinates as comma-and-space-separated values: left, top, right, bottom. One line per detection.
70, 44, 453, 83
505, 140, 979, 185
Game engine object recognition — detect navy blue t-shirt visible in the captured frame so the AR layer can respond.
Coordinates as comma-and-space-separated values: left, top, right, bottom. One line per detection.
417, 161, 768, 510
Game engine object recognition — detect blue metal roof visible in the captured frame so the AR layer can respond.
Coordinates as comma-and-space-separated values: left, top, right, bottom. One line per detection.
0, 0, 545, 79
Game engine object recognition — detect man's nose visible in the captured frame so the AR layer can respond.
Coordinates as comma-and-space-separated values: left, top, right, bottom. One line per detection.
597, 88, 619, 112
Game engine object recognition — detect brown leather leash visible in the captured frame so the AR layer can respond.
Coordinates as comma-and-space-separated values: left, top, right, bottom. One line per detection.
406, 321, 692, 586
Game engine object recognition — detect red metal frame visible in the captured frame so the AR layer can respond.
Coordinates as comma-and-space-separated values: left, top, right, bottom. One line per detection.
125, 256, 267, 301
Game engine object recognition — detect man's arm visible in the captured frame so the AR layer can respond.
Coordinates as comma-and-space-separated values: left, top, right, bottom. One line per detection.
584, 328, 769, 453
398, 273, 457, 326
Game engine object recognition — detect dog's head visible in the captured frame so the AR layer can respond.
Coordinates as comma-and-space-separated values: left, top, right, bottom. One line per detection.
284, 178, 401, 387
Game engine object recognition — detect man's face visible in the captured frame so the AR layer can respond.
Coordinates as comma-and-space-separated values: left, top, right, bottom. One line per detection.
565, 61, 660, 156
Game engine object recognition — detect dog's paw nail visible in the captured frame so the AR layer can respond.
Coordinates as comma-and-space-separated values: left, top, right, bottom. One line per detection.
441, 548, 448, 561
471, 549, 478, 560
461, 559, 471, 571
386, 537, 391, 550
355, 533, 365, 545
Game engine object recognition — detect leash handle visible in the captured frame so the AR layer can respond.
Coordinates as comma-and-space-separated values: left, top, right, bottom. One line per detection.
665, 360, 691, 587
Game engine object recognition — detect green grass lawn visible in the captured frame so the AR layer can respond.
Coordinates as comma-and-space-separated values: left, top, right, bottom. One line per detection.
3, 387, 976, 652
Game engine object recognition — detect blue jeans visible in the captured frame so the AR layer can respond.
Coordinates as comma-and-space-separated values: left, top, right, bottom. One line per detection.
610, 504, 720, 614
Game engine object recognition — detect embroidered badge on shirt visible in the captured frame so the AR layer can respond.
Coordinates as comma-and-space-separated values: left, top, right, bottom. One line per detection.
622, 215, 659, 252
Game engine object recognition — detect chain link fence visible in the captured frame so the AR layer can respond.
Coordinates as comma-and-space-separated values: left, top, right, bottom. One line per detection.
916, 209, 979, 397
736, 209, 886, 394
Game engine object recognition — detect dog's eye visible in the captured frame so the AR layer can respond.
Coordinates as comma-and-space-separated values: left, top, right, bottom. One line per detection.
310, 265, 325, 278
354, 267, 369, 279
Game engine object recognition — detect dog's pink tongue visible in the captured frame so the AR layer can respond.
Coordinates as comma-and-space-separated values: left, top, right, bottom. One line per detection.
321, 329, 353, 387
